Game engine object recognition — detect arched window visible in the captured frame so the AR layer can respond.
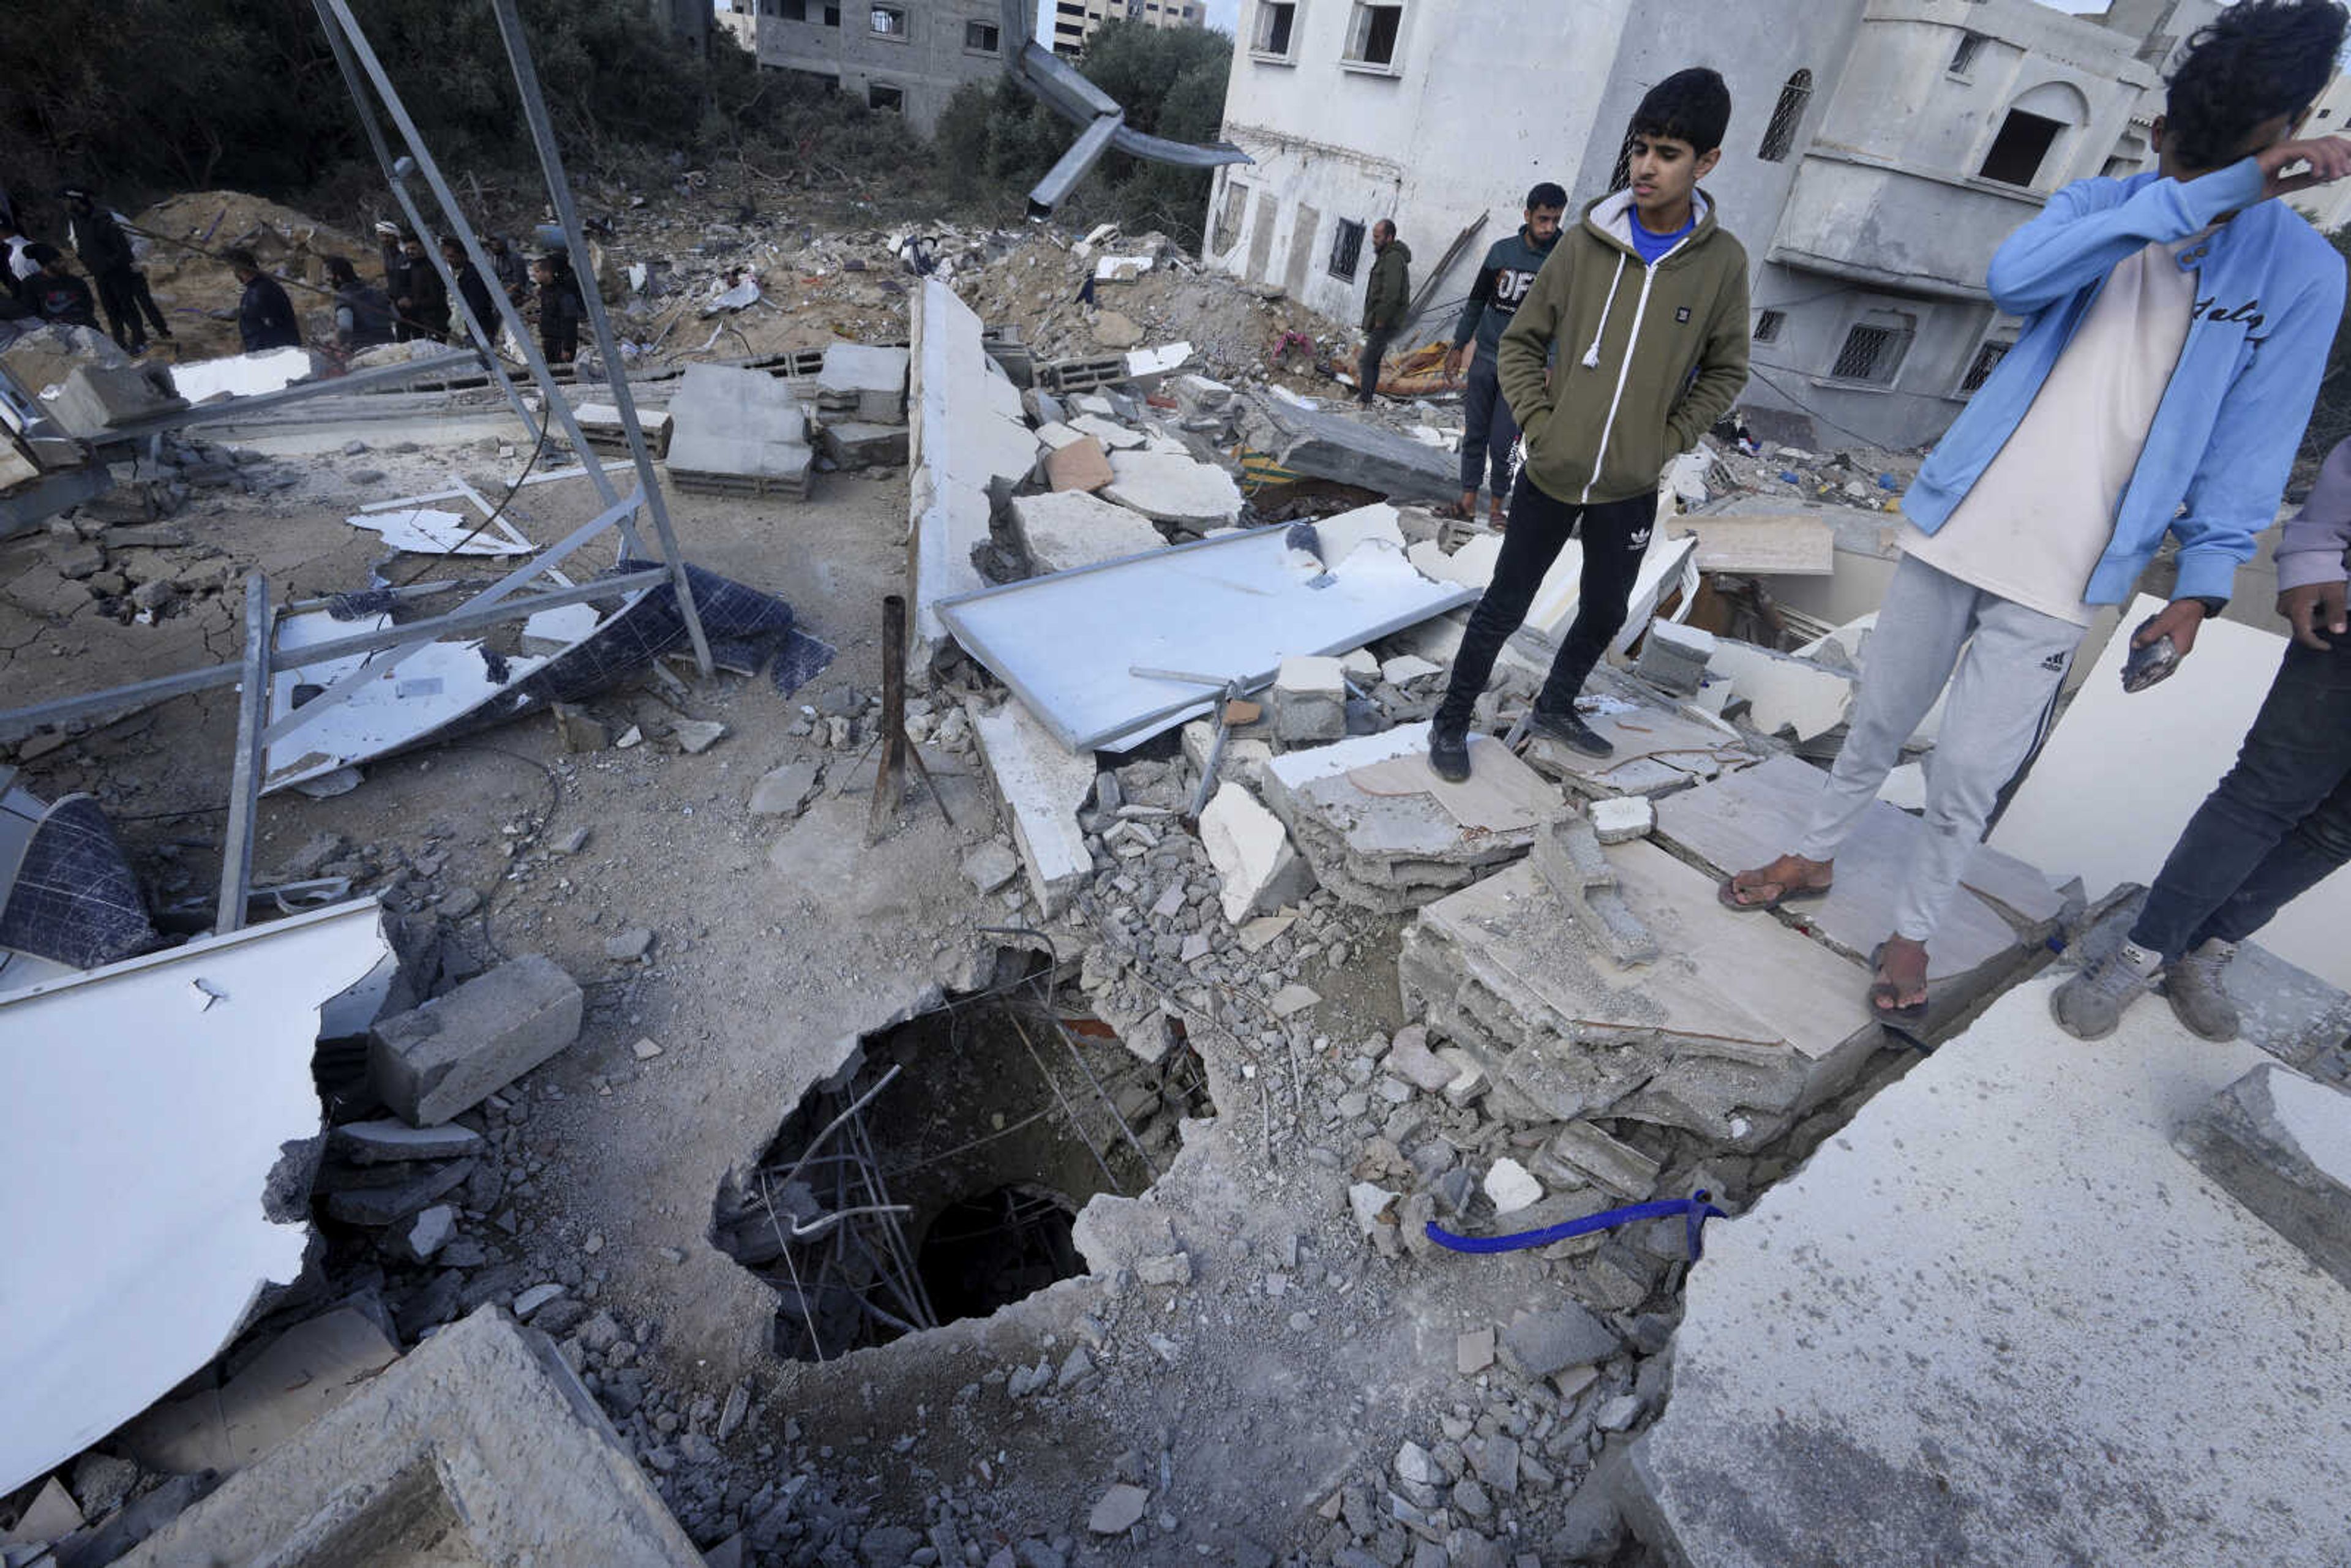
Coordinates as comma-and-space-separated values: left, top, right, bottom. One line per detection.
1980, 80, 2091, 188
1758, 69, 1813, 162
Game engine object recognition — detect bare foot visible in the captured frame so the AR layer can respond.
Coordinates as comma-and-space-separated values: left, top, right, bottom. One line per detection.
1871, 935, 1930, 1012
1722, 853, 1833, 908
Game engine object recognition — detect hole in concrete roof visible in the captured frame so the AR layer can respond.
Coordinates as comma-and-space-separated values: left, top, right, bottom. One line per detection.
715, 953, 1212, 1362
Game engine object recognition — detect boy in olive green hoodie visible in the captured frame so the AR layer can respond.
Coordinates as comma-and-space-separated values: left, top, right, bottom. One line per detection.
1430, 69, 1750, 779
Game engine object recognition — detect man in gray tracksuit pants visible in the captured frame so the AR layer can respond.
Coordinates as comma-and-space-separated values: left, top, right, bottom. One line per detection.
1444, 182, 1565, 525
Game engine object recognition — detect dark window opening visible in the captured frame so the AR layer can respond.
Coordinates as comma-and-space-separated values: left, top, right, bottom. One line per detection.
869, 81, 904, 111
1759, 69, 1813, 162
1345, 2, 1403, 66
1754, 309, 1786, 343
1329, 218, 1366, 279
1980, 110, 2064, 186
966, 18, 1000, 51
824, 4, 839, 23
1959, 339, 2011, 395
870, 5, 906, 37
1950, 31, 1985, 75
1254, 0, 1295, 55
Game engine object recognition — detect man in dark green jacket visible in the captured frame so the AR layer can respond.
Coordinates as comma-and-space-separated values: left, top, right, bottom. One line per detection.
1430, 68, 1750, 780
1358, 221, 1409, 405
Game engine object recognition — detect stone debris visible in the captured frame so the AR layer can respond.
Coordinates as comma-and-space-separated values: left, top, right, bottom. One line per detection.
961, 839, 1022, 895
1264, 724, 1561, 912
1272, 655, 1349, 743
1199, 781, 1314, 923
748, 760, 822, 817
1088, 1482, 1150, 1535
1044, 435, 1116, 493
1482, 1157, 1543, 1215
1531, 817, 1660, 967
1099, 450, 1243, 530
1635, 618, 1717, 697
1008, 489, 1168, 575
814, 342, 910, 422
2173, 1063, 2351, 1291
1498, 1305, 1620, 1382
969, 699, 1096, 918
326, 1119, 483, 1165
1589, 796, 1655, 844
367, 954, 585, 1127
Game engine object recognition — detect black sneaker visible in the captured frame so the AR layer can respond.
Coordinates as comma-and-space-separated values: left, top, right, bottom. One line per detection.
1428, 718, 1471, 782
1528, 706, 1613, 758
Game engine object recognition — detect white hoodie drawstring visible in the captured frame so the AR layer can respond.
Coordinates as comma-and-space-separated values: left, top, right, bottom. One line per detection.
1581, 253, 1627, 369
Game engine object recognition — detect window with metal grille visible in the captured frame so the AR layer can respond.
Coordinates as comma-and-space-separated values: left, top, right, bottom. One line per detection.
1949, 31, 1985, 77
1959, 339, 2011, 395
1831, 318, 1911, 384
1758, 69, 1812, 162
1608, 126, 1637, 193
964, 18, 999, 51
1343, 2, 1403, 67
1253, 1, 1296, 56
1329, 219, 1366, 279
1754, 309, 1786, 343
1980, 110, 2063, 186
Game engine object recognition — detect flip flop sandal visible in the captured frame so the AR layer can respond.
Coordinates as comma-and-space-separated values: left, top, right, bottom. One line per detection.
1715, 873, 1834, 913
1867, 942, 1931, 1024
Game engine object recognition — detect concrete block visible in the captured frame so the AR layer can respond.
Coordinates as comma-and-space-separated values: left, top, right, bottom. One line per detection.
367, 954, 584, 1127
328, 1119, 484, 1165
817, 419, 909, 468
49, 364, 184, 435
1272, 655, 1349, 741
1009, 490, 1168, 575
1046, 435, 1116, 493
1498, 1304, 1618, 1380
119, 1308, 703, 1567
2173, 1063, 2351, 1292
1631, 983, 2351, 1568
816, 342, 909, 422
969, 700, 1096, 918
1545, 1121, 1663, 1199
320, 1156, 474, 1226
1200, 781, 1314, 924
1101, 450, 1243, 529
1255, 391, 1458, 503
1591, 797, 1655, 843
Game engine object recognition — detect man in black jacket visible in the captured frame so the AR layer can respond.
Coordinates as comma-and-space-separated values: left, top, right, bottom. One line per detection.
21, 245, 99, 330
442, 236, 497, 344
533, 253, 585, 366
61, 186, 145, 352
225, 249, 301, 352
1443, 182, 1565, 526
391, 233, 449, 343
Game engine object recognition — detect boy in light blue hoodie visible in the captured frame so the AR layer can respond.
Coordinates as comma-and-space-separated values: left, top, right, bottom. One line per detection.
1721, 0, 2351, 1021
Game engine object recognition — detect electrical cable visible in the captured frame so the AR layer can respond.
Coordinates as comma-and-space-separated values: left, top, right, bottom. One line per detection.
389, 418, 554, 587
1740, 363, 1905, 452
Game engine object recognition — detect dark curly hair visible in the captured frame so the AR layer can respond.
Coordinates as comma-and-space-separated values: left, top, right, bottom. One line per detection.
2165, 0, 2349, 172
1632, 68, 1733, 157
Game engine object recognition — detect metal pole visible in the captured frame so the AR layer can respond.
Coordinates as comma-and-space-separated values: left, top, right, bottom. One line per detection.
312, 0, 639, 552
485, 0, 714, 677
216, 573, 270, 934
868, 595, 907, 844
304, 0, 544, 444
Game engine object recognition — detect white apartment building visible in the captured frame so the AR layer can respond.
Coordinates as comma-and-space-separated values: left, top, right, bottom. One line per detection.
1206, 0, 2227, 449
1050, 0, 1207, 58
752, 0, 1011, 133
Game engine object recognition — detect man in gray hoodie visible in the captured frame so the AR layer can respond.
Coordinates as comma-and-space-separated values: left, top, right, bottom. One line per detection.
1358, 221, 1409, 405
1444, 183, 1565, 524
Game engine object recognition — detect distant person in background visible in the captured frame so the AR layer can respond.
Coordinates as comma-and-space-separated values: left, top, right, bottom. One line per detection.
442, 235, 495, 342
21, 244, 99, 330
326, 255, 394, 351
1444, 182, 1568, 526
1358, 220, 1410, 405
486, 234, 528, 306
375, 220, 403, 289
225, 248, 300, 352
391, 232, 448, 343
533, 253, 584, 366
0, 217, 34, 302
61, 185, 146, 352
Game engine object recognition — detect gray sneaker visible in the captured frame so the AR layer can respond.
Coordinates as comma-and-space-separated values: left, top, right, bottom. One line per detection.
2050, 942, 2161, 1041
2162, 938, 2241, 1042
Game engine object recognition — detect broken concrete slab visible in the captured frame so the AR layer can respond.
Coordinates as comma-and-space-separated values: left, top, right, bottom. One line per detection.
0, 902, 392, 1497
119, 1307, 703, 1567
1655, 753, 2062, 983
969, 699, 1096, 918
1010, 489, 1169, 575
961, 839, 1022, 895
1200, 781, 1315, 924
818, 420, 910, 470
1272, 655, 1348, 742
327, 1118, 484, 1165
1254, 391, 1458, 503
1532, 817, 1660, 966
1629, 981, 2351, 1568
1262, 723, 1561, 911
1070, 413, 1146, 450
1399, 842, 1879, 1146
816, 342, 910, 422
1591, 797, 1655, 843
320, 1155, 474, 1226
1667, 513, 1835, 576
168, 345, 315, 403
1498, 1304, 1619, 1381
119, 1305, 400, 1476
0, 1476, 81, 1547
48, 363, 185, 435
1703, 640, 1854, 743
748, 760, 823, 817
2173, 1063, 2351, 1292
911, 279, 1039, 658
1101, 450, 1243, 530
368, 953, 585, 1128
1046, 435, 1116, 493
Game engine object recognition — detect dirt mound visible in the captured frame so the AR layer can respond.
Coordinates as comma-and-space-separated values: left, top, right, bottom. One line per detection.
133, 190, 366, 291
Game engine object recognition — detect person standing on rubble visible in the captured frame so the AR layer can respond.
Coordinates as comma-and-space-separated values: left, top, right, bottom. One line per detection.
1442, 182, 1568, 527
441, 236, 496, 345
1720, 0, 2351, 1026
2052, 433, 2351, 1042
533, 253, 585, 367
487, 235, 528, 307
20, 245, 100, 331
61, 186, 147, 353
225, 249, 301, 353
1428, 70, 1750, 777
391, 232, 449, 343
1357, 220, 1411, 405
325, 256, 394, 351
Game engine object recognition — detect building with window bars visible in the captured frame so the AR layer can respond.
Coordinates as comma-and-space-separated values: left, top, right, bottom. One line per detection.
1205, 0, 2224, 449
749, 0, 1009, 133
1050, 0, 1205, 59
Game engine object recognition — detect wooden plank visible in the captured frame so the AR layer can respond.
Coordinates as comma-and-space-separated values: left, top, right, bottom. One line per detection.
1668, 514, 1836, 576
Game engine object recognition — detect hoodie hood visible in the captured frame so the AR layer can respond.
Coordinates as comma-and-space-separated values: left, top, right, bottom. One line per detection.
1381, 240, 1414, 263
1583, 189, 1715, 262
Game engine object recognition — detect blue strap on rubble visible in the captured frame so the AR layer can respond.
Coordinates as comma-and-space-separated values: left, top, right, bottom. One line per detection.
1425, 1191, 1727, 1261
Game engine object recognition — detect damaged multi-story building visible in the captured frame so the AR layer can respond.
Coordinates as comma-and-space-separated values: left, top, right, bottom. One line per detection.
748, 0, 1011, 132
1205, 0, 2224, 448
1049, 0, 1208, 58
